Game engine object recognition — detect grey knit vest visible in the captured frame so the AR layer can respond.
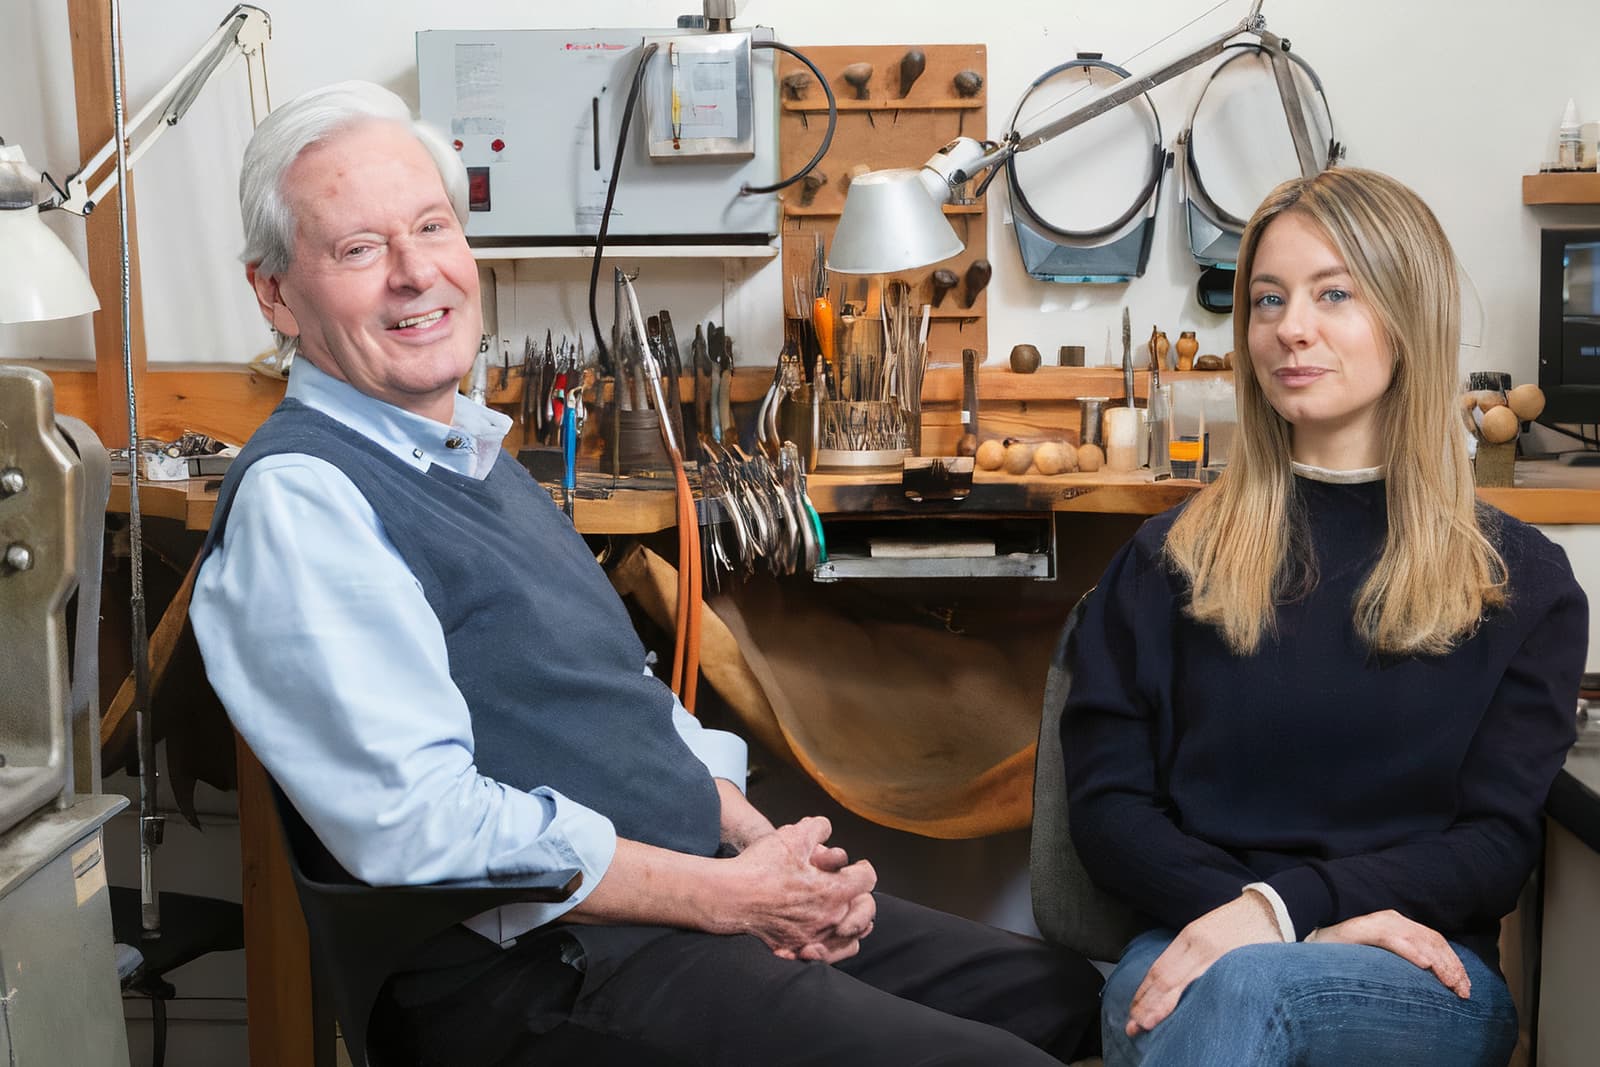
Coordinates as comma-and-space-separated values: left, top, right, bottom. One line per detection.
202, 399, 721, 858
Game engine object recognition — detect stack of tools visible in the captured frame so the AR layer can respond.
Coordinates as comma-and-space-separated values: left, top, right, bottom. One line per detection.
608, 268, 735, 469
698, 439, 823, 591
802, 273, 931, 457
517, 331, 590, 449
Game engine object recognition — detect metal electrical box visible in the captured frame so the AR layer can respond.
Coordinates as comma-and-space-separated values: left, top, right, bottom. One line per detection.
417, 27, 780, 246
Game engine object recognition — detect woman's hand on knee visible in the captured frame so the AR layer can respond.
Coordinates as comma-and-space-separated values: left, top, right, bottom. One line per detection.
1126, 893, 1282, 1036
1305, 910, 1471, 999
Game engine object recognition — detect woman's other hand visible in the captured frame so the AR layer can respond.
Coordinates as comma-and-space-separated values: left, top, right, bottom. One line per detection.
1125, 892, 1283, 1036
1306, 910, 1471, 998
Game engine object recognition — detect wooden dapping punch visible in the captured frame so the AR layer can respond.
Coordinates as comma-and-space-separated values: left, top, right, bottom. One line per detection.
962, 259, 992, 308
842, 61, 875, 127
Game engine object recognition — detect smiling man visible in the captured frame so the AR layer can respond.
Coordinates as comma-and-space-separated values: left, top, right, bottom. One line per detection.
191, 82, 1102, 1065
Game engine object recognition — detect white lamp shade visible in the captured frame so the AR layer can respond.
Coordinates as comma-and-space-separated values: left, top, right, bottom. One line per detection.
0, 205, 99, 324
827, 168, 964, 275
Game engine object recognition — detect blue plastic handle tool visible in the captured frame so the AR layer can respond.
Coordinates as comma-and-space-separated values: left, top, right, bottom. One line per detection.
562, 398, 578, 519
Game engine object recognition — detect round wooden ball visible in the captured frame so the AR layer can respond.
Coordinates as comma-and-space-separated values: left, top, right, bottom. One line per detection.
1002, 442, 1036, 475
1009, 344, 1042, 374
1033, 441, 1078, 475
1479, 405, 1519, 444
1507, 383, 1545, 421
975, 439, 1006, 470
1077, 443, 1104, 472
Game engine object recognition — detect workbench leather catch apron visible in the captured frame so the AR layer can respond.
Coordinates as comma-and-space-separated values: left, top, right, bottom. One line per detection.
609, 545, 1054, 838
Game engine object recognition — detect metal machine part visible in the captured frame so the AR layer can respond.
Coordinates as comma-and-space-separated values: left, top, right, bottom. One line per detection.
0, 368, 83, 837
416, 26, 779, 244
0, 366, 129, 1065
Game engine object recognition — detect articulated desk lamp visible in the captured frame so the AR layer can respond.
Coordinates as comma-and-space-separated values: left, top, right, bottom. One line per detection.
826, 0, 1316, 275
0, 3, 271, 943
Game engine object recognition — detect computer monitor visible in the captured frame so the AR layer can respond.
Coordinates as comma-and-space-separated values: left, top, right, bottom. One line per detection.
1538, 227, 1600, 428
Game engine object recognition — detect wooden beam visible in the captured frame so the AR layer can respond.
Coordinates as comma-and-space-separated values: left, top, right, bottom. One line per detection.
100, 551, 200, 754
235, 738, 321, 1066
68, 0, 148, 449
46, 366, 286, 444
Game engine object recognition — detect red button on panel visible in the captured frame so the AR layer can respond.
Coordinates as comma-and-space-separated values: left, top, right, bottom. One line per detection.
453, 139, 463, 151
491, 138, 506, 153
467, 167, 490, 212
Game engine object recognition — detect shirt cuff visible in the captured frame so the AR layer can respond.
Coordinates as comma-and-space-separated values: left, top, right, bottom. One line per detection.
1264, 865, 1334, 939
1242, 882, 1296, 942
465, 790, 619, 945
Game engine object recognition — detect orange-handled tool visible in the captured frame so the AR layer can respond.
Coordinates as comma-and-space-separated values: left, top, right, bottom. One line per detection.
813, 296, 836, 372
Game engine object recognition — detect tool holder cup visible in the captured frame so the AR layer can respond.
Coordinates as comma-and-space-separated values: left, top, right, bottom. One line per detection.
776, 382, 819, 471
606, 406, 672, 473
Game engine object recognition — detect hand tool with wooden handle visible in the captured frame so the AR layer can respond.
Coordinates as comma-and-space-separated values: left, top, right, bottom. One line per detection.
813, 296, 837, 374
962, 259, 992, 309
930, 269, 957, 309
799, 171, 827, 207
842, 62, 875, 127
899, 50, 926, 97
962, 347, 980, 436
953, 70, 983, 136
781, 71, 811, 100
782, 71, 812, 129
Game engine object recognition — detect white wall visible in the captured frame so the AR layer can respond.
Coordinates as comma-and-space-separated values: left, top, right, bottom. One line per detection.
5, 0, 1600, 378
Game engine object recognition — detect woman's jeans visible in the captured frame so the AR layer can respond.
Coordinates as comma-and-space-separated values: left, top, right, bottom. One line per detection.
1101, 928, 1519, 1067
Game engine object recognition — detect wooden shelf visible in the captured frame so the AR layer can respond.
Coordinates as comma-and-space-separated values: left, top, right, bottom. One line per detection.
470, 244, 779, 261
919, 364, 1231, 403
782, 99, 983, 113
781, 203, 985, 219
1522, 172, 1600, 205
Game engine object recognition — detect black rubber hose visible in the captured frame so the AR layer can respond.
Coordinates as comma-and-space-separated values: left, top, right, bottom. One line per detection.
588, 42, 659, 375
741, 40, 835, 196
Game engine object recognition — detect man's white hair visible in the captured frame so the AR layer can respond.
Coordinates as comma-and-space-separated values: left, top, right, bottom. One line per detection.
238, 80, 467, 277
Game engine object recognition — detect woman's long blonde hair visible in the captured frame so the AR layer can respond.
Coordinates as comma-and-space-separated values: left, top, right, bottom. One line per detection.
1165, 167, 1506, 656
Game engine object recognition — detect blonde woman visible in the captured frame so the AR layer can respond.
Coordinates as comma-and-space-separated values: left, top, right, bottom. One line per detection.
1063, 168, 1587, 1066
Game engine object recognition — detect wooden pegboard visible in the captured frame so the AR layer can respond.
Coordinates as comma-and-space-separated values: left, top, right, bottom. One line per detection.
778, 44, 989, 357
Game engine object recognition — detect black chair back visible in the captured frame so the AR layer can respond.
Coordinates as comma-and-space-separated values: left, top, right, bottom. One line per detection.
267, 781, 581, 1066
1030, 590, 1150, 963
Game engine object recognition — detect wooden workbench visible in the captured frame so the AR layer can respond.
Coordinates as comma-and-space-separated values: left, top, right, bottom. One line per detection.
115, 456, 1600, 538
114, 454, 1600, 1065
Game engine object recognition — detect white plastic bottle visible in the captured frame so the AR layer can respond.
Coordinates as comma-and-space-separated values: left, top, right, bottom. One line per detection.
1557, 98, 1582, 171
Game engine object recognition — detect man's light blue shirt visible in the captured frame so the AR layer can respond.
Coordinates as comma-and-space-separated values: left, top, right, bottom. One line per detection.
191, 358, 745, 943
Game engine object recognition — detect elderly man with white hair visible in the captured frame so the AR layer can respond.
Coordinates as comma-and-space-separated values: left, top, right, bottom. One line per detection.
191, 81, 1102, 1065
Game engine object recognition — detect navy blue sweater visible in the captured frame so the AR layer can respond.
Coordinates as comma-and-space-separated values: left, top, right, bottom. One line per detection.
1063, 475, 1587, 967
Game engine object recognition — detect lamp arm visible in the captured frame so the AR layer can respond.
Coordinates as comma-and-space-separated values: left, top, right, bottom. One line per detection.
55, 4, 271, 217
1258, 28, 1317, 175
1012, 19, 1252, 153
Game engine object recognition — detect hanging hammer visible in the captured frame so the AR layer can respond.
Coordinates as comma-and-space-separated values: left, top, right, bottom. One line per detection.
782, 71, 813, 129
962, 259, 992, 309
799, 171, 828, 208
899, 50, 926, 97
953, 70, 983, 136
842, 62, 875, 127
